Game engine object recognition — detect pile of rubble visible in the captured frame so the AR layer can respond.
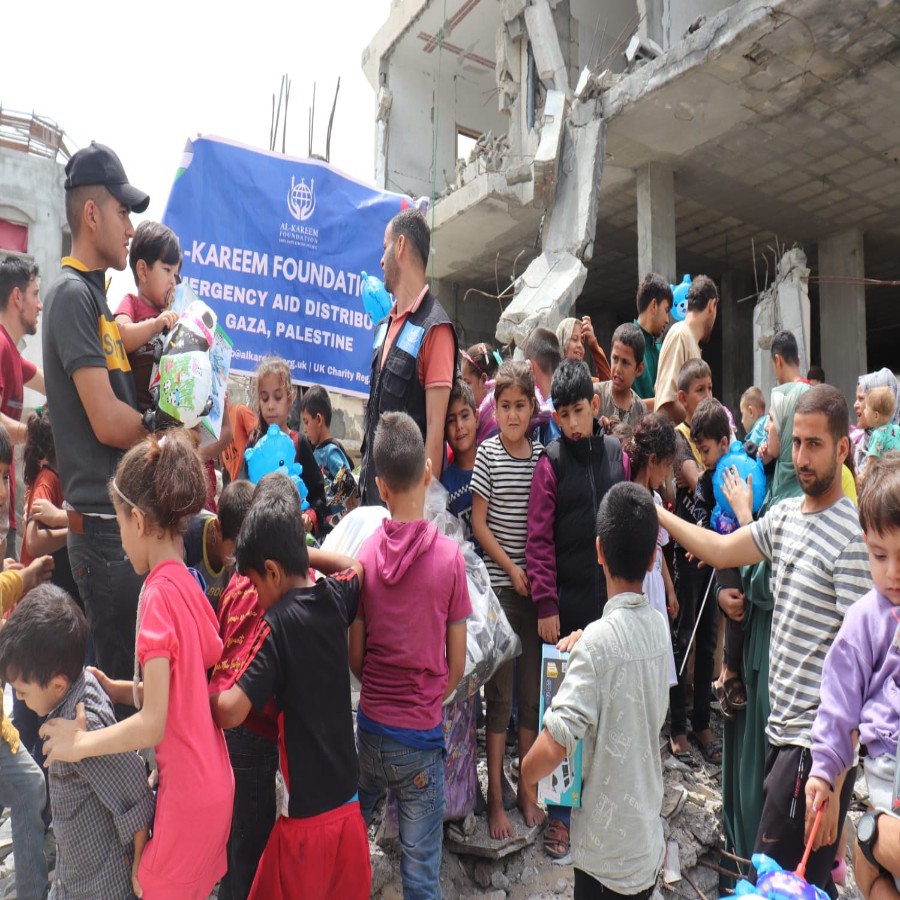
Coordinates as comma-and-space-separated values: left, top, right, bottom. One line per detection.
368, 722, 728, 900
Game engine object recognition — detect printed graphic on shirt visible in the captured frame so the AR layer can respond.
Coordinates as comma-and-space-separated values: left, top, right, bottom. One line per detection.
98, 317, 131, 373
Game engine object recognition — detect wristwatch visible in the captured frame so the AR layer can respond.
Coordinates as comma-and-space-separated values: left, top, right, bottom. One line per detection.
857, 810, 884, 869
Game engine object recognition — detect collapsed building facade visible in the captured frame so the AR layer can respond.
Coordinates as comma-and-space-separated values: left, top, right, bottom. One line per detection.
363, 0, 900, 411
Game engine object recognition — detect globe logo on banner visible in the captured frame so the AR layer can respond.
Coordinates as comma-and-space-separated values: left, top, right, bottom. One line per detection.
288, 176, 316, 222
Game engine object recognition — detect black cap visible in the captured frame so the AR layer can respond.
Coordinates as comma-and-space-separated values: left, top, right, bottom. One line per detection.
64, 142, 150, 214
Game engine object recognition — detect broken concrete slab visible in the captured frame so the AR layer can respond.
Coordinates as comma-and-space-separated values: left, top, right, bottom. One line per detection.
533, 89, 566, 209
446, 806, 541, 860
524, 0, 569, 93
542, 117, 605, 260
496, 251, 587, 347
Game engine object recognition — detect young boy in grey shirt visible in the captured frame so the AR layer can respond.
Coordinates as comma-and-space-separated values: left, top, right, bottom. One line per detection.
521, 482, 670, 899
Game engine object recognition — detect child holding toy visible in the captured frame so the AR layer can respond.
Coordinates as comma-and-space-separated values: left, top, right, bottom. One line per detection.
114, 221, 181, 411
244, 356, 328, 537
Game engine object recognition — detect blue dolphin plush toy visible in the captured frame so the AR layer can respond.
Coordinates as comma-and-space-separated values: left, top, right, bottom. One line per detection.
243, 423, 309, 510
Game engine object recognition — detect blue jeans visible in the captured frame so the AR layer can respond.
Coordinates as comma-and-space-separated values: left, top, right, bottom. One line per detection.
218, 726, 279, 900
0, 740, 48, 900
68, 518, 145, 717
357, 730, 444, 900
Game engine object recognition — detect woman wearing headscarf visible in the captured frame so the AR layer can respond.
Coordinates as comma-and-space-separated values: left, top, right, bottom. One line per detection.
720, 378, 810, 868
556, 316, 610, 382
853, 367, 900, 478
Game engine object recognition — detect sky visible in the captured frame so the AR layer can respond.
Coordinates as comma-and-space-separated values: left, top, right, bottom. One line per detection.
1, 0, 392, 299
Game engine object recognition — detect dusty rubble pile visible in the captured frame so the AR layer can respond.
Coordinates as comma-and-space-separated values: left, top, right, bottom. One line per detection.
368, 734, 727, 900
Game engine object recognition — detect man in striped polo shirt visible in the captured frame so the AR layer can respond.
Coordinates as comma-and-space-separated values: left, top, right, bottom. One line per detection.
657, 384, 871, 892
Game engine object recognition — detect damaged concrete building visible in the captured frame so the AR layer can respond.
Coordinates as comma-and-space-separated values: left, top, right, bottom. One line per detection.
362, 0, 900, 410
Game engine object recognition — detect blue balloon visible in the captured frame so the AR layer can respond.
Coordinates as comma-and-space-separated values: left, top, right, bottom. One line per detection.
360, 271, 393, 324
670, 274, 692, 322
712, 440, 766, 528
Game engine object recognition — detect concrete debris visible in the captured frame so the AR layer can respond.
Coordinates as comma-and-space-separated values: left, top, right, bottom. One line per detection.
625, 33, 664, 70
542, 116, 605, 260
524, 0, 569, 93
533, 90, 567, 209
664, 840, 682, 884
496, 251, 587, 347
446, 806, 542, 860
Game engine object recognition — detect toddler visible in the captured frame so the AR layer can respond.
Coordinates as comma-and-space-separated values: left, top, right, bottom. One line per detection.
114, 221, 181, 410
807, 454, 900, 889
862, 385, 900, 460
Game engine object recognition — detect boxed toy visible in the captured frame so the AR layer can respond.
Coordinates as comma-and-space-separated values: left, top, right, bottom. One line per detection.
537, 644, 583, 808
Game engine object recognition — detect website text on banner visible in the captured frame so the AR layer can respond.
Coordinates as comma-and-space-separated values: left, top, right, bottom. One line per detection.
162, 136, 413, 398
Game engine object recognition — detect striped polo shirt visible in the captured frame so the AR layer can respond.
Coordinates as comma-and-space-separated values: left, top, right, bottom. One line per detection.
470, 435, 543, 590
750, 495, 872, 748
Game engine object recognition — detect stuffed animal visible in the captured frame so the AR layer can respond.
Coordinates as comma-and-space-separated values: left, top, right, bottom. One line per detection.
670, 274, 692, 322
243, 424, 309, 510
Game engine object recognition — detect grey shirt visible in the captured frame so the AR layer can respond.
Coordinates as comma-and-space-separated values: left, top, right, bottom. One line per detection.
48, 671, 155, 899
594, 380, 647, 428
750, 495, 871, 747
42, 266, 139, 514
543, 591, 669, 892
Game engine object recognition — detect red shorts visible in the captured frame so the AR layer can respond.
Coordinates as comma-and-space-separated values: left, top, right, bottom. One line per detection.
248, 801, 371, 900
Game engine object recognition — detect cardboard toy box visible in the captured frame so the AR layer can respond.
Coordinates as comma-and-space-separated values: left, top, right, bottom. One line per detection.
537, 644, 583, 808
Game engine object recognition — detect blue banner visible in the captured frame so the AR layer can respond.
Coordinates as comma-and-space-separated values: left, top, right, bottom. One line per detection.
162, 136, 410, 397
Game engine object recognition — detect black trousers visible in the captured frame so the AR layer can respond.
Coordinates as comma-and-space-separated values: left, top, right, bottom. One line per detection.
575, 870, 654, 900
752, 743, 856, 891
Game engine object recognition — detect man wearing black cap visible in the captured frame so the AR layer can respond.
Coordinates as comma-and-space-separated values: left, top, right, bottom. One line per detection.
42, 142, 150, 706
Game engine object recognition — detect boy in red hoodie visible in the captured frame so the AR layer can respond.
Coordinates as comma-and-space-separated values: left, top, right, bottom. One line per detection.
350, 411, 471, 899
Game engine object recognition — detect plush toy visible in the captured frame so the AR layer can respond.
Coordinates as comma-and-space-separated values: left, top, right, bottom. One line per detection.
360, 271, 392, 324
670, 274, 692, 322
730, 854, 829, 900
711, 440, 767, 533
243, 424, 309, 510
147, 301, 217, 430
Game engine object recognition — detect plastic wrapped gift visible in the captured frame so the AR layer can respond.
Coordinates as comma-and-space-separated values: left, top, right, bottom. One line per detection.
727, 854, 830, 900
156, 351, 213, 429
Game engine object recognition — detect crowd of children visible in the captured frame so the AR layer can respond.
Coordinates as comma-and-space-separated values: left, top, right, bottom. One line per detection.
0, 210, 894, 900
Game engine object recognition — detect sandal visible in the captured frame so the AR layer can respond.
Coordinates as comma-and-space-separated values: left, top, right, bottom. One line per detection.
669, 735, 693, 763
690, 731, 722, 764
713, 680, 735, 720
544, 817, 570, 859
724, 676, 747, 710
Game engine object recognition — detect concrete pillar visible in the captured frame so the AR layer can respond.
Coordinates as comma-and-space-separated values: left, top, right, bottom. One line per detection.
636, 163, 676, 284
720, 270, 755, 423
818, 228, 866, 405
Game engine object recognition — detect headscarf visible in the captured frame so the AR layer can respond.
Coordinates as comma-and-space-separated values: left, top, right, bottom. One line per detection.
556, 318, 579, 354
858, 367, 900, 425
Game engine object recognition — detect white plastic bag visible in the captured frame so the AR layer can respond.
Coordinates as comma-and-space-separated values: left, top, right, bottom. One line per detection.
424, 480, 521, 706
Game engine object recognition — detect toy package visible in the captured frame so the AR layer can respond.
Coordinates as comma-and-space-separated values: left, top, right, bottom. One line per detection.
537, 645, 583, 808
728, 854, 829, 900
148, 282, 232, 437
